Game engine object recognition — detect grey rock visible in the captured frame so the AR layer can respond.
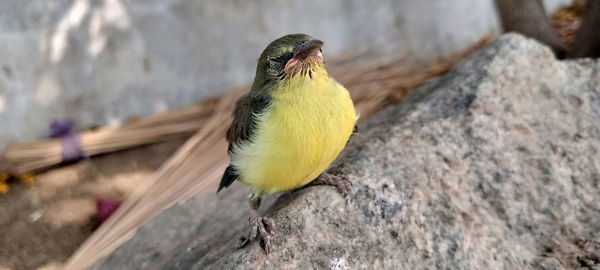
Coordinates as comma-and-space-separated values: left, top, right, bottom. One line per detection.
0, 0, 567, 147
539, 258, 565, 270
91, 33, 600, 270
544, 0, 573, 13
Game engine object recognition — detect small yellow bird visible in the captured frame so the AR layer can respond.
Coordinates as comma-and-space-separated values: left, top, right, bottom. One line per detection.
218, 34, 357, 253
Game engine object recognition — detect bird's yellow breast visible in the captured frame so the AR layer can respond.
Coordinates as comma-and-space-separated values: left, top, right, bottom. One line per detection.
231, 71, 356, 195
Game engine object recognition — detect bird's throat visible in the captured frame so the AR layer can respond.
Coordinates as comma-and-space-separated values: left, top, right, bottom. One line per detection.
284, 51, 325, 78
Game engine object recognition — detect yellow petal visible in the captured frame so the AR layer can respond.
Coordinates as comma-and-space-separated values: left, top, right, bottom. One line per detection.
0, 182, 8, 194
19, 173, 35, 186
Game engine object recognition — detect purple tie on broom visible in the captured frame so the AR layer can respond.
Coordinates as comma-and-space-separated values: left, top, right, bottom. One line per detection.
50, 120, 86, 162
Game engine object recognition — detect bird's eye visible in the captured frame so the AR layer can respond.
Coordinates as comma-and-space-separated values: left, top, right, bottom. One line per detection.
268, 60, 283, 70
268, 53, 292, 70
319, 48, 323, 53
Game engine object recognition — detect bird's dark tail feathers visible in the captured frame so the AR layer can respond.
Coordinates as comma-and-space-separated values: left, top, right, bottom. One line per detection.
218, 165, 238, 193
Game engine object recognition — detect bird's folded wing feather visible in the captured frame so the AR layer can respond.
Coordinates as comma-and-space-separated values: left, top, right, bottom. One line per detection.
219, 92, 271, 191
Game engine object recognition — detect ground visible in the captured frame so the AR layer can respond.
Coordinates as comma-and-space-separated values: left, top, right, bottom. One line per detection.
0, 139, 186, 270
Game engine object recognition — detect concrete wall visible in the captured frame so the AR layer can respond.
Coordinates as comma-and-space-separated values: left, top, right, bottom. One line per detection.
0, 0, 570, 146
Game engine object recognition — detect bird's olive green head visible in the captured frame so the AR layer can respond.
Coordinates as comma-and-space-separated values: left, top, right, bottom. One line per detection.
251, 34, 326, 91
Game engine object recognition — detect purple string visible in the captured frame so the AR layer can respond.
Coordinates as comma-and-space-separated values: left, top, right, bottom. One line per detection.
50, 120, 85, 161
50, 120, 74, 138
60, 133, 84, 161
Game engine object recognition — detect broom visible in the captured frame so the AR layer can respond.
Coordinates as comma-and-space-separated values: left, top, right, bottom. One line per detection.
0, 98, 219, 174
62, 35, 491, 269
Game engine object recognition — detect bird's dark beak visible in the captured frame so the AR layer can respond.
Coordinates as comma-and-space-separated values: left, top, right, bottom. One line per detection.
292, 39, 324, 61
284, 39, 324, 75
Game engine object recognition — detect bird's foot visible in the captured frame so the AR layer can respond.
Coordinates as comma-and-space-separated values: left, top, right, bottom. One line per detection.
234, 211, 276, 254
311, 172, 352, 197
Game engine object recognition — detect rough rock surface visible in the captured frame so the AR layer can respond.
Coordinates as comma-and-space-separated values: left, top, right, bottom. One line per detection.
90, 34, 600, 269
0, 0, 571, 147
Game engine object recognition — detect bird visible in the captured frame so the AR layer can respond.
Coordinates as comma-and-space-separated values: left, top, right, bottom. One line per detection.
218, 33, 357, 253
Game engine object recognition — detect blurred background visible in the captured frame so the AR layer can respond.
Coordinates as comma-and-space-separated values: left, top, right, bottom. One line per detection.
0, 0, 571, 148
0, 0, 595, 269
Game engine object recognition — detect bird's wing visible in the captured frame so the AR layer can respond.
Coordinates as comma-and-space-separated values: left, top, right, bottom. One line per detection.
225, 92, 271, 146
218, 92, 271, 192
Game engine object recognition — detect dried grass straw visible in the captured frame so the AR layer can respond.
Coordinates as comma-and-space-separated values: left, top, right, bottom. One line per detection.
61, 36, 491, 270
1, 99, 219, 174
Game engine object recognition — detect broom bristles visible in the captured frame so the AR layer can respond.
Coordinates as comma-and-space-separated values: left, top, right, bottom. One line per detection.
63, 90, 240, 269
0, 102, 215, 174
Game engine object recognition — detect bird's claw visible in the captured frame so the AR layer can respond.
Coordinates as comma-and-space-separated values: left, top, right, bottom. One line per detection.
313, 172, 353, 197
235, 215, 276, 254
